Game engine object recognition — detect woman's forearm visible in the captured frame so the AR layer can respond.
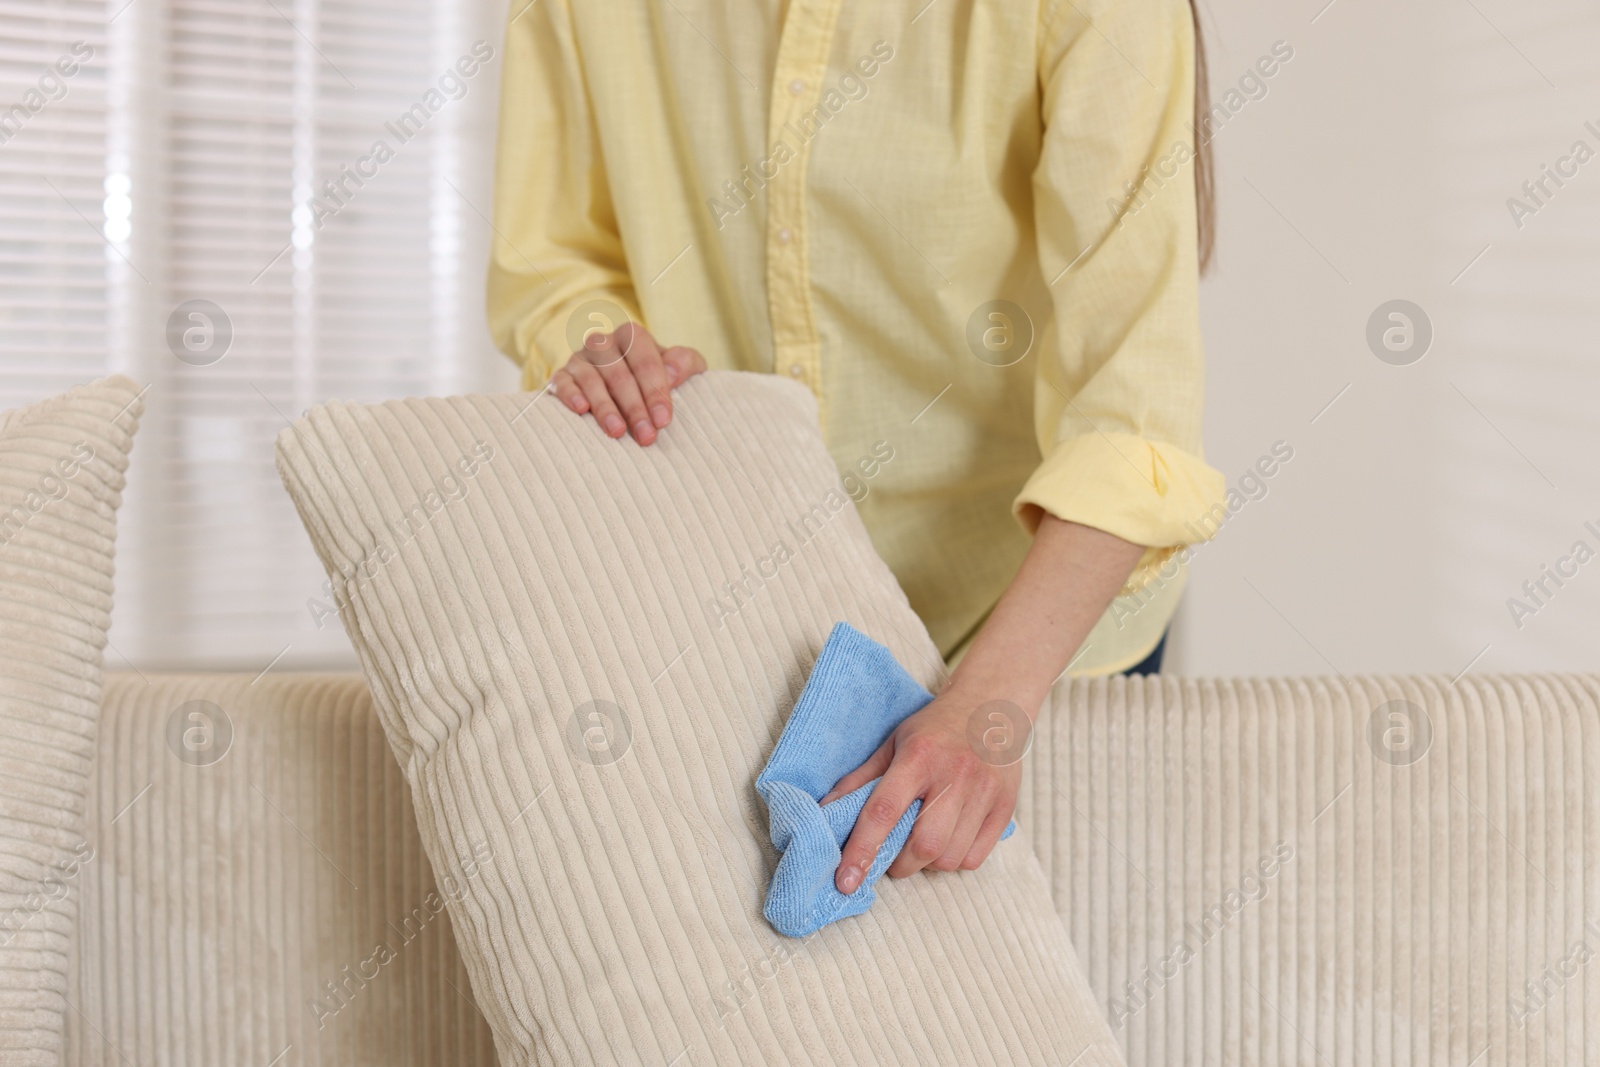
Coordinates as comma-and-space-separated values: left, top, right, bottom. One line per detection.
947, 513, 1146, 716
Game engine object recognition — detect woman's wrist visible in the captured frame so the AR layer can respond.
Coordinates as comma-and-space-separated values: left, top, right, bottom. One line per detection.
945, 656, 1052, 720
945, 514, 1146, 717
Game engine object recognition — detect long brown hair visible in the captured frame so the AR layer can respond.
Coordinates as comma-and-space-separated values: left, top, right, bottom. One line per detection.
1189, 1, 1215, 273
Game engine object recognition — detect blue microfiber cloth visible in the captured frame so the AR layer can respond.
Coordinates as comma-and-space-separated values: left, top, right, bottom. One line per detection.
755, 622, 1015, 938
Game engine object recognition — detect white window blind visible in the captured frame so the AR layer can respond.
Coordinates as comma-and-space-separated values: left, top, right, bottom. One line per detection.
2, 0, 514, 672
0, 0, 107, 408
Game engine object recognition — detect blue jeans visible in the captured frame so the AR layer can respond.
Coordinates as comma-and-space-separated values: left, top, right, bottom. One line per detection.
1123, 632, 1167, 676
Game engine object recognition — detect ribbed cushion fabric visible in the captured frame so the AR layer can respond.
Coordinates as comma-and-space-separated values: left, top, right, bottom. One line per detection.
274, 372, 1125, 1067
0, 376, 143, 1066
1017, 674, 1600, 1067
64, 673, 497, 1067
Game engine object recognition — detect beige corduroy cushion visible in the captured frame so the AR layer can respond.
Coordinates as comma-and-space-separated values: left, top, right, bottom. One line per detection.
65, 673, 497, 1067
274, 371, 1125, 1067
0, 376, 143, 1065
1019, 673, 1600, 1067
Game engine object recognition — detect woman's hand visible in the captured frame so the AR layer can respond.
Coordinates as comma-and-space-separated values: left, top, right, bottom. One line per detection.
822, 682, 1029, 892
824, 516, 1149, 892
550, 322, 707, 445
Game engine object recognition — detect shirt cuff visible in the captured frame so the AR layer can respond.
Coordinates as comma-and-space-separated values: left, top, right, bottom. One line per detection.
1012, 431, 1227, 593
518, 291, 644, 391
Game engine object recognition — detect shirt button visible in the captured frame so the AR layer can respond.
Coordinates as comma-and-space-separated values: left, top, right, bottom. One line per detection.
788, 363, 805, 378
788, 78, 805, 96
776, 228, 792, 244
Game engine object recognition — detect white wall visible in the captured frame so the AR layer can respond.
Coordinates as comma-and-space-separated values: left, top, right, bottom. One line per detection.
1167, 0, 1600, 677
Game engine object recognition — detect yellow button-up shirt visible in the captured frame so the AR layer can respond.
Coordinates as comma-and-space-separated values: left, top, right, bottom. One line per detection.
488, 0, 1227, 674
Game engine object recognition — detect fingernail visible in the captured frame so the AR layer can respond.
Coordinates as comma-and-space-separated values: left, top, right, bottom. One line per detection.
650, 404, 670, 428
633, 420, 654, 442
604, 415, 625, 436
838, 867, 862, 894
665, 365, 679, 384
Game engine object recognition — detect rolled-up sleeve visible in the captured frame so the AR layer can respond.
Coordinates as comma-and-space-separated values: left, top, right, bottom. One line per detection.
1016, 0, 1226, 584
487, 0, 641, 389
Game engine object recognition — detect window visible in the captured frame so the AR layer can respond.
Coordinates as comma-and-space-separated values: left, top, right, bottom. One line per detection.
2, 0, 514, 671
0, 0, 107, 408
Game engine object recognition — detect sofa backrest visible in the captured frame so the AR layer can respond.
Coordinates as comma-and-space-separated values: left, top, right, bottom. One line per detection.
65, 673, 497, 1067
1018, 673, 1600, 1067
68, 670, 1600, 1065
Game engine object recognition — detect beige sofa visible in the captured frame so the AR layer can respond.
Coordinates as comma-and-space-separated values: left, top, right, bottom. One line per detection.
62, 669, 1600, 1066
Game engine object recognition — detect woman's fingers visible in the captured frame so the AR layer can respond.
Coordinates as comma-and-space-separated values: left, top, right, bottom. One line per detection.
661, 345, 706, 387
959, 808, 1013, 871
932, 786, 993, 873
819, 738, 893, 806
887, 777, 963, 879
559, 330, 706, 446
620, 326, 673, 428
835, 759, 924, 894
566, 359, 627, 437
595, 328, 657, 444
551, 368, 589, 414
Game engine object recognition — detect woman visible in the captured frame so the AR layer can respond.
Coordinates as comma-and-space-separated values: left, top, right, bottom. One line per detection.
489, 0, 1225, 897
